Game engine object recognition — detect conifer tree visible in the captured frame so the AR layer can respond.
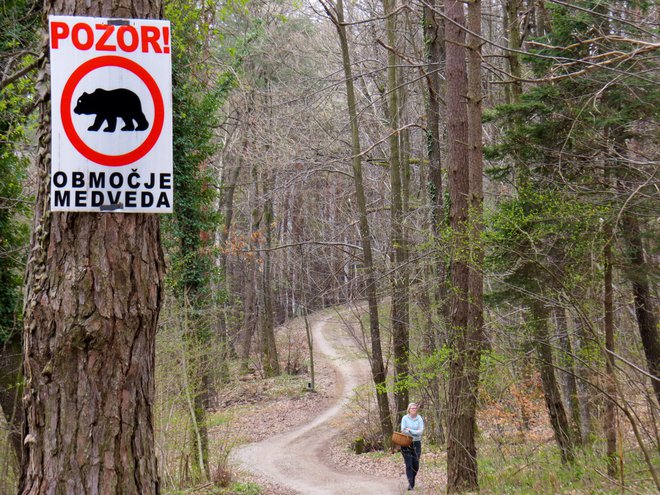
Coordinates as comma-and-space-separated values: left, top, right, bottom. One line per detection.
20, 2, 165, 492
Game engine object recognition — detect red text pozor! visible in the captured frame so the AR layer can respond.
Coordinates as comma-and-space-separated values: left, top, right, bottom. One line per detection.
50, 21, 170, 54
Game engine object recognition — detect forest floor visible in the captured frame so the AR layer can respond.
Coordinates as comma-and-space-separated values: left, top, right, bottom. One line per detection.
202, 306, 658, 495
227, 307, 414, 494
220, 311, 444, 495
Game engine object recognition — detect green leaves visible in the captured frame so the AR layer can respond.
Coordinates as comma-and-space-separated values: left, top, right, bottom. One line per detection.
163, 0, 229, 300
485, 185, 606, 303
162, 0, 265, 301
0, 0, 38, 344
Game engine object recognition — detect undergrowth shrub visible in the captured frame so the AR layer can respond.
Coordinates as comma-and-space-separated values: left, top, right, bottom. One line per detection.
344, 383, 384, 453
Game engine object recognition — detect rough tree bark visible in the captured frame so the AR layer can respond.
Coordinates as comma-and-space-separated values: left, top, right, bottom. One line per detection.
19, 2, 165, 494
444, 0, 478, 490
464, 0, 486, 482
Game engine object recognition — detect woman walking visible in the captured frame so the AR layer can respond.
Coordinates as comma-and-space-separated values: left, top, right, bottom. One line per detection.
401, 402, 424, 490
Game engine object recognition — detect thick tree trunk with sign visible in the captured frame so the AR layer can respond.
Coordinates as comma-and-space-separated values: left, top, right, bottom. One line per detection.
19, 1, 165, 494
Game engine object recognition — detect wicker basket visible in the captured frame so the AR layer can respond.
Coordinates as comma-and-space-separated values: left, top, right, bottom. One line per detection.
391, 431, 413, 448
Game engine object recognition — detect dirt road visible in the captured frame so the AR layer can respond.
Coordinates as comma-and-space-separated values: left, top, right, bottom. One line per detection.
232, 311, 406, 494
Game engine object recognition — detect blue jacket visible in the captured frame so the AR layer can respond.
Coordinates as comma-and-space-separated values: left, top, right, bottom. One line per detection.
401, 414, 424, 441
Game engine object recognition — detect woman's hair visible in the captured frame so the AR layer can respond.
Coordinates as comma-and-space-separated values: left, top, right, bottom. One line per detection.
407, 403, 418, 414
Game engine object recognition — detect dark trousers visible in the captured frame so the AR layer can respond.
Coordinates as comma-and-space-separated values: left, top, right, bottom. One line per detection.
401, 441, 422, 488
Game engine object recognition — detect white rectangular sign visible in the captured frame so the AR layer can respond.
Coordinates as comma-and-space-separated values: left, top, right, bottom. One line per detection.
49, 15, 173, 213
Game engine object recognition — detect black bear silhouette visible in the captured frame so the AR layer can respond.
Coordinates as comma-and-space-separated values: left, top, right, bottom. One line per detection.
74, 88, 149, 133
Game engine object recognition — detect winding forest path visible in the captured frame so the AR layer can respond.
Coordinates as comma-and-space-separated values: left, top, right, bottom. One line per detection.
231, 310, 405, 494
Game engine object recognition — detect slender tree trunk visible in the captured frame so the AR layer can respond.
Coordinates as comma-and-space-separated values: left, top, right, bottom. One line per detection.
603, 222, 618, 476
573, 313, 595, 444
181, 298, 210, 482
504, 0, 523, 104
216, 127, 248, 367
418, 280, 446, 444
298, 246, 315, 390
180, 295, 211, 482
324, 0, 392, 442
20, 3, 165, 493
289, 162, 305, 313
241, 160, 262, 373
621, 213, 660, 407
422, 1, 448, 446
466, 0, 485, 369
260, 175, 280, 377
466, 0, 485, 474
384, 0, 409, 421
240, 278, 257, 373
534, 0, 549, 36
425, 2, 444, 231
171, 130, 213, 481
258, 82, 279, 377
423, 0, 449, 326
553, 306, 582, 444
531, 302, 575, 464
0, 335, 22, 462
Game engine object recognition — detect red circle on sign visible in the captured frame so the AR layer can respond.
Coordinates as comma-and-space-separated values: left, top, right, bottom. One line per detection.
61, 55, 164, 167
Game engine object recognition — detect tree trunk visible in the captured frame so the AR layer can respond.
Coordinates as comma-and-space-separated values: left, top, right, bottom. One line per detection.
241, 162, 262, 373
298, 246, 315, 390
603, 223, 618, 476
0, 334, 22, 463
573, 313, 595, 444
20, 4, 165, 493
423, 0, 449, 326
181, 299, 210, 482
465, 0, 485, 479
444, 0, 478, 489
417, 281, 446, 445
466, 0, 485, 377
553, 306, 582, 444
422, 1, 448, 446
504, 0, 523, 104
240, 275, 257, 373
621, 213, 660, 407
260, 175, 280, 377
534, 0, 549, 36
324, 0, 392, 442
216, 124, 248, 368
424, 0, 443, 225
384, 0, 409, 421
531, 302, 575, 464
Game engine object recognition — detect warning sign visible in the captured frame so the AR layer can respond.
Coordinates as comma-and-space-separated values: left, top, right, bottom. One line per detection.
49, 16, 172, 213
